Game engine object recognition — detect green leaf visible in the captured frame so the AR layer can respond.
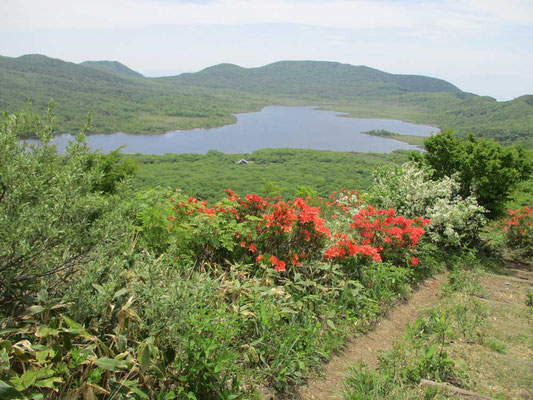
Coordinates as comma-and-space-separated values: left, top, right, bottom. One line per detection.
113, 288, 129, 299
20, 370, 37, 388
27, 305, 45, 315
35, 349, 51, 364
34, 377, 62, 389
139, 344, 151, 372
119, 380, 149, 399
91, 284, 105, 294
326, 319, 336, 330
35, 326, 59, 338
162, 391, 176, 400
0, 380, 23, 399
0, 348, 10, 370
62, 315, 83, 330
95, 357, 126, 372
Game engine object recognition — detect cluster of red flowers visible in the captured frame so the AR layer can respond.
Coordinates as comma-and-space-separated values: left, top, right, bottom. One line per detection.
166, 189, 430, 273
324, 206, 430, 266
500, 206, 532, 252
502, 206, 532, 232
350, 206, 430, 249
324, 239, 382, 262
167, 190, 332, 272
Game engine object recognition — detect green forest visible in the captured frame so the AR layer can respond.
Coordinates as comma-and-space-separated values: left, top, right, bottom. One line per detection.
1, 54, 532, 148
1, 106, 532, 399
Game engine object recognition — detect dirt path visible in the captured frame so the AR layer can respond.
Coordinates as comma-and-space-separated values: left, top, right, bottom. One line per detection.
297, 275, 446, 400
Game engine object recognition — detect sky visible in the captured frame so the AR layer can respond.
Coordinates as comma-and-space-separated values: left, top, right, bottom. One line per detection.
0, 0, 532, 100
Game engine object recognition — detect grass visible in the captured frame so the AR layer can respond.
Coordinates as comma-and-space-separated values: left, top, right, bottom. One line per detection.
131, 148, 412, 202
343, 264, 533, 399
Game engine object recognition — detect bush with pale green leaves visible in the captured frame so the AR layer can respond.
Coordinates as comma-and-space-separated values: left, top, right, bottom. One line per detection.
369, 162, 486, 248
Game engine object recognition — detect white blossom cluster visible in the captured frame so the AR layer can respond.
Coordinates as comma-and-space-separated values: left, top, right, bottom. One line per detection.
369, 162, 486, 247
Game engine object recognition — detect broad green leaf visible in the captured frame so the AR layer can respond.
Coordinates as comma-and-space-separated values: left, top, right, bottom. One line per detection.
95, 357, 126, 371
34, 377, 62, 389
61, 315, 83, 330
139, 344, 151, 372
27, 305, 45, 315
120, 380, 149, 399
20, 370, 37, 388
0, 380, 23, 399
162, 391, 176, 400
91, 284, 105, 294
35, 326, 59, 338
113, 288, 129, 299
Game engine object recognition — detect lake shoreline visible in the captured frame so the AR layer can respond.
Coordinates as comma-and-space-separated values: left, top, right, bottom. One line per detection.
23, 106, 438, 155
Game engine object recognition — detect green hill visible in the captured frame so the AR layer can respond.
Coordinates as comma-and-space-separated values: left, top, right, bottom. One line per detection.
80, 60, 145, 78
166, 60, 461, 97
0, 54, 265, 134
0, 54, 531, 147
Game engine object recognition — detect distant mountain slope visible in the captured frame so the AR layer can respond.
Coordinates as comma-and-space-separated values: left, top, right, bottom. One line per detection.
166, 60, 461, 97
80, 60, 144, 78
0, 54, 262, 134
0, 54, 530, 148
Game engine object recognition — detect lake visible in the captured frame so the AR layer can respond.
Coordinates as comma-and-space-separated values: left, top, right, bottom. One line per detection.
27, 106, 439, 154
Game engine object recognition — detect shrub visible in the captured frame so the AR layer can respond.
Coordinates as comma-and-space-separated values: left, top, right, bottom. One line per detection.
413, 130, 531, 218
369, 162, 486, 248
0, 106, 133, 310
500, 206, 533, 257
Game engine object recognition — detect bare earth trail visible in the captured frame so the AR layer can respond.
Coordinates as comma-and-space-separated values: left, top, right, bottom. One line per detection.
297, 275, 447, 400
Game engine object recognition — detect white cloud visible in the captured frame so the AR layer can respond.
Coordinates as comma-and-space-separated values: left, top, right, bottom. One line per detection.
1, 0, 531, 34
0, 0, 531, 99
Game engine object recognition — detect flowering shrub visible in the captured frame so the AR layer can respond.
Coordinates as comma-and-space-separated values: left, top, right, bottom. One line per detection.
324, 206, 429, 277
370, 162, 486, 248
164, 190, 331, 272
500, 206, 533, 256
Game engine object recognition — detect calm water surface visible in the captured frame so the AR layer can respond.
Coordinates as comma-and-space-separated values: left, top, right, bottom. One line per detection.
28, 106, 439, 154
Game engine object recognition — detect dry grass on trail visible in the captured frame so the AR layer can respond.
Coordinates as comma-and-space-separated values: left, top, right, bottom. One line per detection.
455, 268, 532, 399
296, 261, 532, 400
297, 275, 446, 400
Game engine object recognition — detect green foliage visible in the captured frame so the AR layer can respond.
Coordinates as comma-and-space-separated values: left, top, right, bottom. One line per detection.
132, 149, 410, 202
1, 101, 531, 398
90, 148, 138, 194
526, 290, 533, 308
0, 291, 172, 400
418, 130, 532, 217
0, 105, 132, 308
362, 129, 399, 137
370, 161, 487, 248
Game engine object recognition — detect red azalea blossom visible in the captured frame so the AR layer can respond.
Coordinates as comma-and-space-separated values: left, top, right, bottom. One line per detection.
269, 256, 286, 272
166, 189, 429, 274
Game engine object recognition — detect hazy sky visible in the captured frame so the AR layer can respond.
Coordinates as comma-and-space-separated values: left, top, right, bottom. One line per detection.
1, 0, 531, 100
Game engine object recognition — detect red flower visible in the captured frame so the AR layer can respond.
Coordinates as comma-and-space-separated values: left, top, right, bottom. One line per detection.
410, 257, 419, 266
269, 256, 286, 272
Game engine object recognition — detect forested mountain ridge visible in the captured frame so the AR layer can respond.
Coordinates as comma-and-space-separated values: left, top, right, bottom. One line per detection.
0, 53, 531, 147
80, 60, 145, 78
162, 60, 462, 96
